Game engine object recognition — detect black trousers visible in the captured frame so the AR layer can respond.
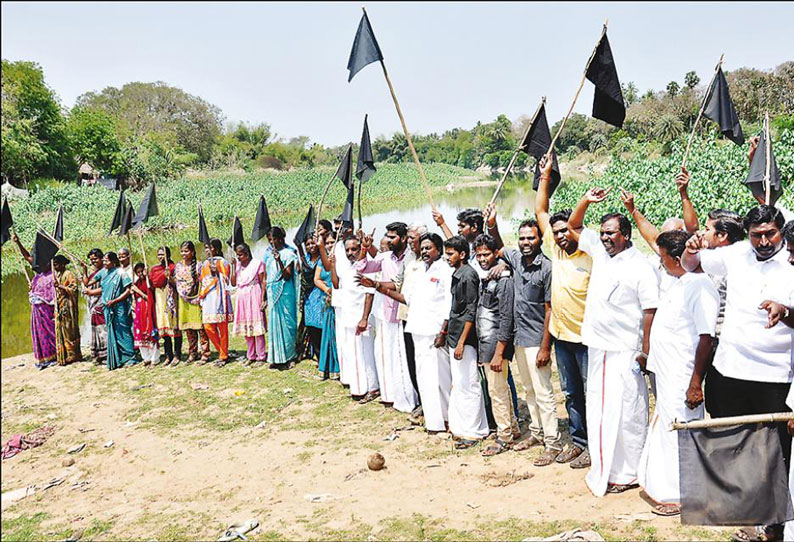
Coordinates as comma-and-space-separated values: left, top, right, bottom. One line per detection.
403, 330, 420, 404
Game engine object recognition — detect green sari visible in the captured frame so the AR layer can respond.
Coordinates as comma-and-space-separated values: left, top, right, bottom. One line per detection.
264, 246, 300, 365
96, 267, 136, 370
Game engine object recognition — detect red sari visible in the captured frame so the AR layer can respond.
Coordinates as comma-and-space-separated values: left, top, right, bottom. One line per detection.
133, 276, 158, 348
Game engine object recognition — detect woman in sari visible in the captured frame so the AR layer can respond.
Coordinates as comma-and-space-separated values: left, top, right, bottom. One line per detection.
199, 238, 234, 367
149, 247, 182, 366
264, 226, 300, 369
87, 252, 135, 370
79, 249, 107, 365
297, 234, 322, 361
231, 243, 267, 366
173, 241, 210, 364
313, 232, 339, 380
52, 255, 82, 365
12, 232, 57, 369
132, 263, 159, 367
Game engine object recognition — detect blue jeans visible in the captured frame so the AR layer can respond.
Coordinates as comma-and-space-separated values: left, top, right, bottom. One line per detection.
554, 339, 588, 449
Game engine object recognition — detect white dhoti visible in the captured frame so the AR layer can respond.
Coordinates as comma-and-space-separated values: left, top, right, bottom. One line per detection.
341, 325, 378, 397
448, 345, 489, 440
335, 308, 349, 386
374, 318, 418, 413
413, 334, 451, 432
585, 347, 649, 497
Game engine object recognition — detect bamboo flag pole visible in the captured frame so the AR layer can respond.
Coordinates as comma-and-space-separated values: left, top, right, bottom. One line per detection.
11, 225, 31, 285
363, 7, 436, 209
315, 172, 338, 231
357, 177, 364, 231
764, 111, 772, 205
671, 412, 794, 431
36, 228, 80, 263
489, 97, 546, 206
681, 53, 724, 169
545, 19, 609, 160
51, 258, 61, 363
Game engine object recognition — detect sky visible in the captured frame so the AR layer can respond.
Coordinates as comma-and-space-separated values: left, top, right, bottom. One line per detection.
2, 2, 793, 146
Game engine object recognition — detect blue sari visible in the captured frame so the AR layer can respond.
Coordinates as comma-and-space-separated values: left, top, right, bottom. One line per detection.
264, 247, 300, 364
316, 261, 339, 377
96, 267, 136, 370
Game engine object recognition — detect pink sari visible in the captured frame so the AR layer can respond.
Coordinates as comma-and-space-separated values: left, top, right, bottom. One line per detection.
233, 258, 266, 337
29, 270, 56, 363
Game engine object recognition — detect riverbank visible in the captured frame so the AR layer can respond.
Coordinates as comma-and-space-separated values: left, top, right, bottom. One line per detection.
1, 352, 729, 541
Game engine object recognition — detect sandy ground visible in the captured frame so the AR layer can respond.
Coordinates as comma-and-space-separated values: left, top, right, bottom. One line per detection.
1, 352, 728, 541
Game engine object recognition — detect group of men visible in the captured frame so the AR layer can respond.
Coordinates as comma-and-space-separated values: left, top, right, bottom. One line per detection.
321, 145, 793, 526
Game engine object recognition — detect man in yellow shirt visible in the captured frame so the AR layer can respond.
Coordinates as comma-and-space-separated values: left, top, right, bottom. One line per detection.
535, 157, 593, 469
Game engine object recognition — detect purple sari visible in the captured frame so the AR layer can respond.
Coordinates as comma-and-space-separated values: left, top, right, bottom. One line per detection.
29, 270, 57, 363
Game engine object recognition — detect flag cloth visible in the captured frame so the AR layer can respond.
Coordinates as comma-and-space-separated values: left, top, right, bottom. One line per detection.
109, 190, 127, 234
703, 68, 745, 146
745, 129, 783, 206
294, 205, 316, 246
198, 206, 211, 245
2, 198, 14, 246
585, 33, 625, 128
31, 231, 59, 272
335, 145, 354, 189
341, 185, 355, 227
347, 11, 383, 82
228, 216, 244, 249
251, 195, 272, 242
519, 104, 561, 195
357, 115, 377, 182
678, 423, 793, 526
52, 205, 64, 242
133, 183, 159, 228
119, 202, 135, 236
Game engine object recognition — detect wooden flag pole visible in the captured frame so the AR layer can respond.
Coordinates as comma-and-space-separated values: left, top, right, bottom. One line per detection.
10, 225, 31, 285
671, 412, 794, 431
363, 7, 436, 209
764, 111, 772, 205
51, 258, 61, 364
36, 227, 79, 263
681, 53, 724, 169
489, 97, 546, 206
316, 172, 338, 231
357, 177, 364, 231
545, 19, 609, 160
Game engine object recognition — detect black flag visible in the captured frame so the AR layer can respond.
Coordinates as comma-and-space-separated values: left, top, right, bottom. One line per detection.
356, 115, 376, 182
745, 130, 783, 206
703, 67, 745, 145
53, 205, 64, 242
2, 197, 14, 246
251, 195, 272, 242
341, 185, 355, 227
520, 104, 561, 195
294, 205, 316, 247
347, 11, 383, 82
31, 230, 59, 272
118, 202, 135, 236
109, 189, 127, 234
133, 183, 159, 228
228, 216, 244, 249
335, 145, 354, 189
198, 206, 211, 245
585, 33, 626, 128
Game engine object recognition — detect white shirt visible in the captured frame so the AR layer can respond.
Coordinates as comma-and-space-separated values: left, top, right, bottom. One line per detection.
649, 254, 676, 295
578, 228, 660, 352
647, 273, 719, 398
404, 258, 453, 337
330, 240, 349, 309
701, 241, 794, 383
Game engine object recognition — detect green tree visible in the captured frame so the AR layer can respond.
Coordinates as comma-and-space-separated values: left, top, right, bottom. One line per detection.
66, 107, 123, 175
666, 81, 680, 97
684, 71, 700, 89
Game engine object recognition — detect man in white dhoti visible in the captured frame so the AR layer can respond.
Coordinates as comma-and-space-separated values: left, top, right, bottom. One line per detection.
568, 187, 659, 496
637, 230, 719, 516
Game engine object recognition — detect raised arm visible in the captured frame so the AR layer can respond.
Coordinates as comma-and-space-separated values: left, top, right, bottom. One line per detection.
432, 209, 454, 240
619, 189, 661, 255
483, 202, 504, 250
535, 156, 554, 235
12, 232, 33, 265
676, 167, 699, 233
568, 187, 612, 241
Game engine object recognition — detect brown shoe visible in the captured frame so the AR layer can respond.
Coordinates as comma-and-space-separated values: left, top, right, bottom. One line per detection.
513, 435, 543, 452
358, 390, 380, 405
533, 447, 561, 467
569, 449, 591, 469
555, 445, 584, 464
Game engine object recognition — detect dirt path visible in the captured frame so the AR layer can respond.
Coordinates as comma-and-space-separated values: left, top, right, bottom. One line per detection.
1, 353, 727, 541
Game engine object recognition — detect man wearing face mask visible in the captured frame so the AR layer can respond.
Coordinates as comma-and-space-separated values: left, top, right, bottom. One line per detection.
568, 187, 660, 497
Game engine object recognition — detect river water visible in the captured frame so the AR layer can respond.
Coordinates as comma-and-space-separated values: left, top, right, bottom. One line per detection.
1, 182, 534, 358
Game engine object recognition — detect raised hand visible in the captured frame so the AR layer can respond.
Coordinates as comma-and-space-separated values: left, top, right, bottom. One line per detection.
483, 202, 497, 229
619, 188, 635, 214
585, 186, 612, 204
748, 135, 760, 164
539, 154, 553, 177
431, 209, 446, 227
685, 231, 709, 253
675, 166, 690, 192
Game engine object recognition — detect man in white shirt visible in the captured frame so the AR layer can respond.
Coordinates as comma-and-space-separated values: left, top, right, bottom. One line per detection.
637, 230, 719, 517
568, 187, 659, 497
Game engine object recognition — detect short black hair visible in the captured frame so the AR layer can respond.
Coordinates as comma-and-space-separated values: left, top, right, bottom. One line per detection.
234, 243, 251, 257
783, 221, 794, 244
318, 219, 333, 232
105, 251, 120, 266
600, 212, 632, 238
53, 254, 69, 266
443, 235, 469, 259
457, 209, 484, 232
518, 219, 541, 236
133, 262, 146, 273
744, 205, 785, 231
270, 226, 287, 240
209, 238, 223, 255
385, 221, 408, 238
473, 233, 500, 252
656, 230, 691, 259
87, 248, 104, 259
419, 232, 444, 252
549, 209, 572, 228
343, 235, 360, 247
707, 208, 745, 243
157, 246, 172, 261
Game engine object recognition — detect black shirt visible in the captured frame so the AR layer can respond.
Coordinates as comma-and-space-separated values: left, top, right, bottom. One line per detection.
447, 263, 479, 349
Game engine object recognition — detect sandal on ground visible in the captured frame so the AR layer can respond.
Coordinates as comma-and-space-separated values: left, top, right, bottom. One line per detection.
214, 359, 227, 368
569, 449, 591, 469
606, 483, 639, 494
482, 439, 511, 457
455, 438, 479, 450
534, 447, 561, 467
732, 526, 782, 542
358, 390, 380, 405
171, 358, 181, 367
652, 503, 680, 517
195, 359, 208, 367
556, 445, 584, 464
513, 435, 543, 452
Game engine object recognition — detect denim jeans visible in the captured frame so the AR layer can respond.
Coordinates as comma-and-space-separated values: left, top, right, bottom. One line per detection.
554, 339, 588, 449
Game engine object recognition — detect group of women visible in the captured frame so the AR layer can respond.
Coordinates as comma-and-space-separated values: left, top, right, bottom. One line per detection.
14, 224, 340, 373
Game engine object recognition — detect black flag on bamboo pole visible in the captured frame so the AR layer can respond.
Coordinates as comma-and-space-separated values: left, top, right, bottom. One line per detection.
228, 216, 244, 249
31, 230, 59, 272
745, 126, 782, 206
133, 183, 159, 228
52, 205, 64, 242
347, 12, 383, 82
1, 197, 13, 246
357, 115, 376, 182
293, 205, 316, 247
520, 104, 561, 194
703, 67, 745, 145
585, 33, 625, 128
336, 145, 354, 189
198, 205, 211, 245
251, 195, 272, 242
118, 202, 135, 236
109, 190, 127, 234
